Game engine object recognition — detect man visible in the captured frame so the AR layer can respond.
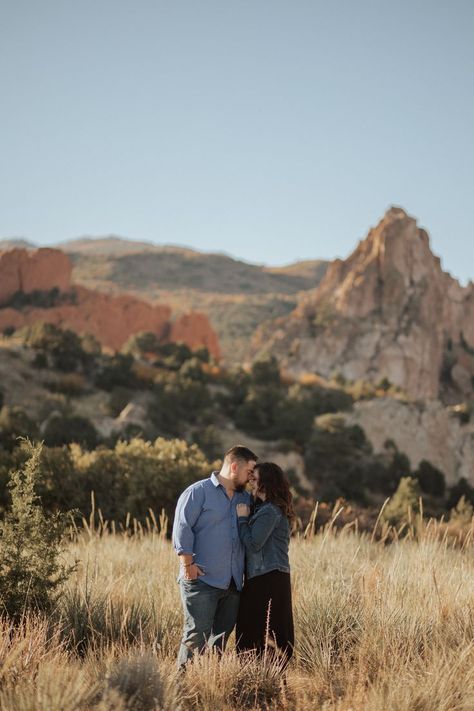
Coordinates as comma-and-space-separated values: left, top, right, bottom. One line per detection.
172, 445, 258, 668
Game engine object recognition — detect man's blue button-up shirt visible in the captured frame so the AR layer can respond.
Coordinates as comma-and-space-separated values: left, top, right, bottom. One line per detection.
172, 471, 251, 591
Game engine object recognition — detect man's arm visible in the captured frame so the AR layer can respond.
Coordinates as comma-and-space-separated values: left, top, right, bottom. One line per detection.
172, 485, 205, 579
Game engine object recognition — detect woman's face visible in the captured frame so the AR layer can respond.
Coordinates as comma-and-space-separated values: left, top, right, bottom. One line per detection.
249, 469, 263, 498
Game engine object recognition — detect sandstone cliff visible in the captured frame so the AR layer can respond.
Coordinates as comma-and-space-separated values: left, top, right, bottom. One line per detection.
0, 248, 220, 357
0, 248, 72, 305
252, 208, 474, 400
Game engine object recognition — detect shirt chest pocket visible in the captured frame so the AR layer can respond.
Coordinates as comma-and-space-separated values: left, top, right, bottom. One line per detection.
200, 504, 229, 525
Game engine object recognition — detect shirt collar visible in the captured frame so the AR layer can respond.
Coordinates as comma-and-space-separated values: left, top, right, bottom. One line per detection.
210, 471, 220, 487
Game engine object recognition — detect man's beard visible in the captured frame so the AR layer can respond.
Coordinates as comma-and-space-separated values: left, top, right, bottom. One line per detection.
234, 483, 246, 493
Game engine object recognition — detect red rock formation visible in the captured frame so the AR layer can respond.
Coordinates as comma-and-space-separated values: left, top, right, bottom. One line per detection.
170, 312, 221, 358
0, 248, 220, 357
0, 248, 72, 305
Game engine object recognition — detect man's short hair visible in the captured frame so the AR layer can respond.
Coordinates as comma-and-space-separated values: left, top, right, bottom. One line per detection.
224, 445, 258, 464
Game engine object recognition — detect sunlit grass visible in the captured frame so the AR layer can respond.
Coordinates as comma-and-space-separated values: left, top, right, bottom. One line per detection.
1, 522, 474, 709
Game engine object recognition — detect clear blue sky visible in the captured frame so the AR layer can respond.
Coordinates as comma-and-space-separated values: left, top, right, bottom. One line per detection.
1, 1, 473, 281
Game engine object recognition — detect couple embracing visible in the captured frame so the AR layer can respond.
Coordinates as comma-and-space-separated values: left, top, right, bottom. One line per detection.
172, 445, 295, 669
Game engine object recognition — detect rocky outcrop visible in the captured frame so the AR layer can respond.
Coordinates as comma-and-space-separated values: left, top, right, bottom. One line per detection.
0, 248, 220, 357
346, 397, 474, 486
170, 312, 220, 359
0, 248, 72, 305
252, 208, 474, 399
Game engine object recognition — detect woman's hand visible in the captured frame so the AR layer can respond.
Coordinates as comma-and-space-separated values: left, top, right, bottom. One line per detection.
236, 503, 250, 517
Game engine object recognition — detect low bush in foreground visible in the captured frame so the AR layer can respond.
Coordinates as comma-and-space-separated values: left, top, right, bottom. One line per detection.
0, 441, 74, 620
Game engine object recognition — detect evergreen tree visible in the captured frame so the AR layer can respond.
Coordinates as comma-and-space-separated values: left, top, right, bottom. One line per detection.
0, 441, 75, 620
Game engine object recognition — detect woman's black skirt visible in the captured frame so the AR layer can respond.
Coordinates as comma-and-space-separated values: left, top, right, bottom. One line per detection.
236, 570, 294, 664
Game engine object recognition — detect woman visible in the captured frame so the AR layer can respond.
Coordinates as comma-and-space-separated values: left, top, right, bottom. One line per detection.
235, 461, 295, 665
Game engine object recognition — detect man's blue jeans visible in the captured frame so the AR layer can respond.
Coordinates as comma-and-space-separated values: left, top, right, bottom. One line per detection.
177, 578, 240, 668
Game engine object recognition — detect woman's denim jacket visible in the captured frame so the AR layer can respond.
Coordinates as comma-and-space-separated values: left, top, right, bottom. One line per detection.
237, 500, 290, 580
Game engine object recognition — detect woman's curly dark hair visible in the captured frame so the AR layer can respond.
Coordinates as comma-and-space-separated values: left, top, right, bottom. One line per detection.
254, 462, 295, 523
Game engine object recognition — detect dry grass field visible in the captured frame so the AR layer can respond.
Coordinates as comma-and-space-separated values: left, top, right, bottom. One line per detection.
1, 519, 474, 710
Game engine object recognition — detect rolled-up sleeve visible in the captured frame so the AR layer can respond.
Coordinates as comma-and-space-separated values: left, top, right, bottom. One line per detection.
238, 507, 281, 553
172, 485, 205, 555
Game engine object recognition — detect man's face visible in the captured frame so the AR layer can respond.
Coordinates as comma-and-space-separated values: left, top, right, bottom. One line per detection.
231, 459, 257, 492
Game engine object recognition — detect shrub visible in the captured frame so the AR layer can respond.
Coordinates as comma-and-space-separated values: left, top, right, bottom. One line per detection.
376, 376, 392, 392
104, 654, 171, 710
71, 437, 213, 524
122, 438, 214, 525
194, 346, 210, 363
0, 406, 38, 451
0, 441, 74, 620
348, 379, 377, 401
287, 381, 352, 417
382, 477, 421, 526
219, 368, 251, 414
95, 353, 140, 391
36, 445, 87, 513
366, 440, 411, 495
25, 322, 86, 372
32, 351, 48, 369
123, 332, 207, 368
0, 449, 14, 512
5, 287, 76, 310
450, 495, 474, 524
155, 342, 193, 370
234, 385, 282, 439
304, 415, 371, 502
179, 357, 207, 382
46, 373, 87, 397
122, 331, 161, 357
150, 374, 211, 436
192, 425, 223, 461
42, 414, 98, 449
250, 355, 281, 386
80, 333, 101, 357
233, 376, 353, 445
414, 460, 446, 497
447, 477, 474, 510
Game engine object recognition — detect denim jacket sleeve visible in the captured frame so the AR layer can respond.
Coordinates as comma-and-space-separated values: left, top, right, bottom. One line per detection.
237, 505, 281, 553
172, 484, 205, 555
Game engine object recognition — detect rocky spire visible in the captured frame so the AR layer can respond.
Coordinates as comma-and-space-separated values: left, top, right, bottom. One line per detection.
252, 209, 474, 399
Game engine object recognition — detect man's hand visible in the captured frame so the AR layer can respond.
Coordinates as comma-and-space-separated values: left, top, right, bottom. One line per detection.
179, 553, 204, 580
182, 563, 204, 580
236, 503, 250, 517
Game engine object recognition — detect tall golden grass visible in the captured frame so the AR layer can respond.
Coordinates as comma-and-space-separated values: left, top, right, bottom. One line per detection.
1, 515, 474, 710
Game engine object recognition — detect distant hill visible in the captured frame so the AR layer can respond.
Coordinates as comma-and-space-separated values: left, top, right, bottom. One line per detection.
69, 249, 327, 296
59, 235, 171, 255
0, 238, 36, 250
266, 259, 330, 281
